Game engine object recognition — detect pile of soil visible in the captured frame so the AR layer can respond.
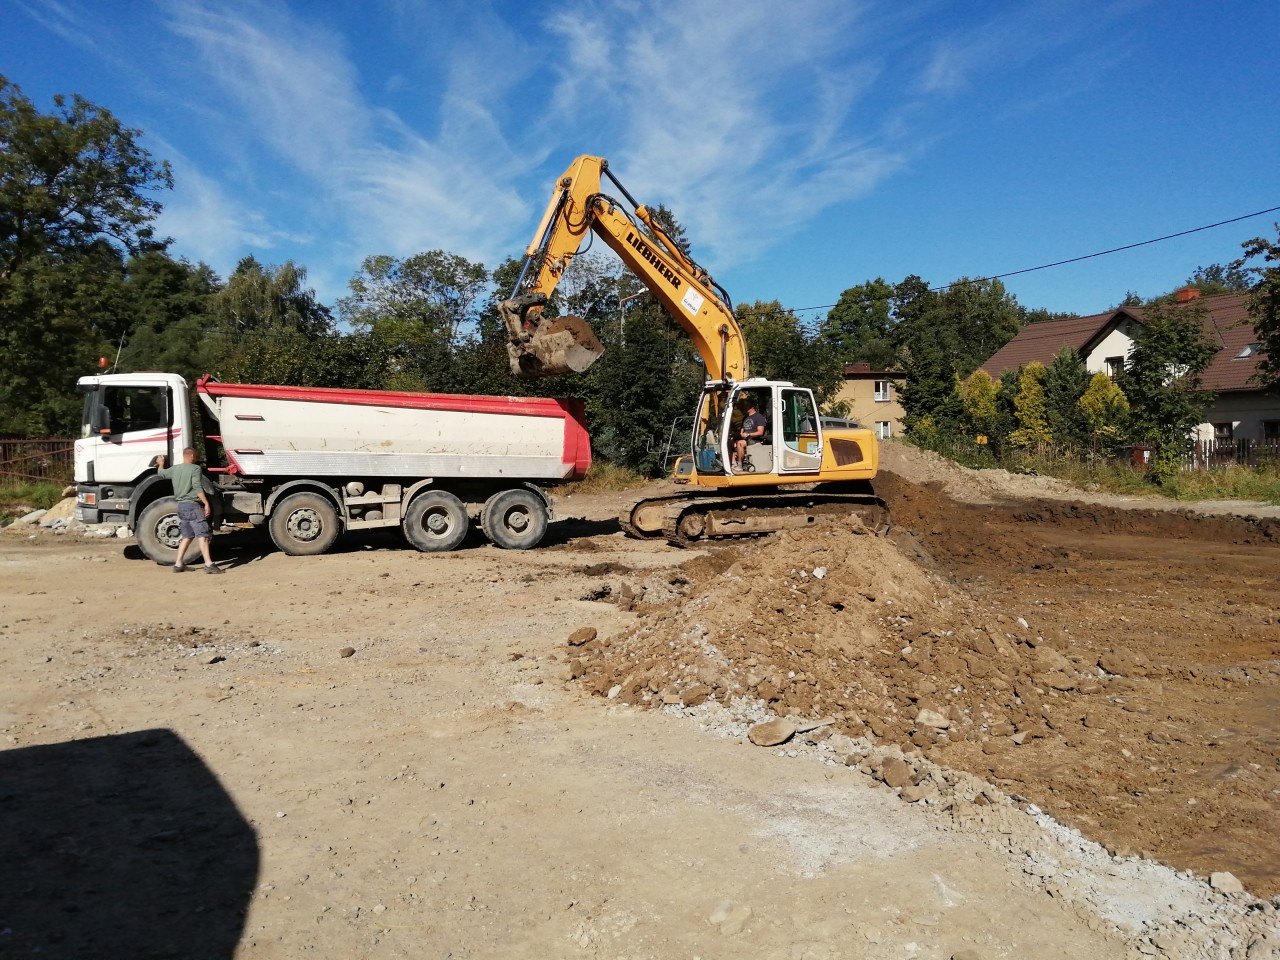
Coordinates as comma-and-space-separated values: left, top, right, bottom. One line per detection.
565, 467, 1280, 898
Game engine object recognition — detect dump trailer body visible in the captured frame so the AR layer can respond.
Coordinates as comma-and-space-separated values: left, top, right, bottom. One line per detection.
197, 378, 591, 482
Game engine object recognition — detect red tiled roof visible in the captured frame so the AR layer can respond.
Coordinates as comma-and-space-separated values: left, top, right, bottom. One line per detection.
978, 310, 1137, 378
978, 293, 1265, 393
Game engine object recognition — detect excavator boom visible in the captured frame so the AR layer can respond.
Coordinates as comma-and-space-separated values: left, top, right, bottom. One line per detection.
501, 156, 748, 382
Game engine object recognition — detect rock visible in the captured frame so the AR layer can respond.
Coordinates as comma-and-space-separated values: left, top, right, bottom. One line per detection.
567, 627, 597, 646
339, 647, 356, 658
717, 904, 752, 935
900, 783, 935, 803
1209, 871, 1244, 893
916, 708, 951, 729
17, 509, 47, 524
879, 757, 912, 788
679, 684, 712, 707
952, 951, 984, 960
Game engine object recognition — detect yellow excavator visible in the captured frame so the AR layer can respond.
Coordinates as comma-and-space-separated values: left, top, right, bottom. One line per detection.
500, 155, 886, 545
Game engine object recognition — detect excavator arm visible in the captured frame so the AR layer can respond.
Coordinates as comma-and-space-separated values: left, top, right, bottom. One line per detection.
500, 155, 749, 383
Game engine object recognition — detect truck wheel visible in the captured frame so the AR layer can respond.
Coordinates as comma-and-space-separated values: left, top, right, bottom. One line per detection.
481, 488, 549, 550
136, 497, 202, 565
269, 492, 340, 556
403, 491, 469, 553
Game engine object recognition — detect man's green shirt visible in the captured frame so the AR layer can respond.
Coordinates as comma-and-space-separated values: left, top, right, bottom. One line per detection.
158, 462, 203, 503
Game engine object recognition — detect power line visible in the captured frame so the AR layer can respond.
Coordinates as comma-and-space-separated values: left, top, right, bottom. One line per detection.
787, 204, 1280, 315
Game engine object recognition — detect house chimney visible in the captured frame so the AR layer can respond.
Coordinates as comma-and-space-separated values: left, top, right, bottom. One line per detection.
1176, 287, 1200, 302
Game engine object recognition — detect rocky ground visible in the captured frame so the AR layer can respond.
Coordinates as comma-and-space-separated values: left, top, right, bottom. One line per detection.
1, 442, 1277, 960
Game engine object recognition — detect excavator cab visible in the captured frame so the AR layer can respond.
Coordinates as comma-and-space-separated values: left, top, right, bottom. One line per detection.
691, 381, 824, 481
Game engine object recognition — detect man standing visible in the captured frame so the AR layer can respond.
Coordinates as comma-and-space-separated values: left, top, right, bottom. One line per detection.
154, 447, 223, 574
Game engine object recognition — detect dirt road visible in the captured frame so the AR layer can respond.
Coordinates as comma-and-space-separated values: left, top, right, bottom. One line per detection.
1, 443, 1277, 959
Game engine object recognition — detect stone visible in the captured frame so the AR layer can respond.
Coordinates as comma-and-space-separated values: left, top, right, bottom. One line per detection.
567, 627, 597, 647
916, 708, 951, 729
900, 784, 935, 803
1209, 871, 1244, 893
879, 757, 912, 788
339, 647, 356, 658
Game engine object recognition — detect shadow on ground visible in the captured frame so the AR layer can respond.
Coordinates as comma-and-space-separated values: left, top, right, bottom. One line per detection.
0, 729, 259, 959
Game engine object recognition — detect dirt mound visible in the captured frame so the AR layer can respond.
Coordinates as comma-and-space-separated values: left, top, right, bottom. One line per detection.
566, 470, 1280, 899
569, 511, 1088, 754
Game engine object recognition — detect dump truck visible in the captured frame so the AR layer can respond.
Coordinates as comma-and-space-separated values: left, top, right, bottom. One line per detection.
74, 372, 590, 563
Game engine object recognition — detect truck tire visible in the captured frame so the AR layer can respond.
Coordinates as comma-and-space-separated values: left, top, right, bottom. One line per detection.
402, 490, 469, 553
481, 488, 549, 550
136, 497, 203, 566
269, 492, 340, 556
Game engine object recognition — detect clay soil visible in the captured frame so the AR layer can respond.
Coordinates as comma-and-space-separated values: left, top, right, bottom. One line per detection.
1, 443, 1277, 960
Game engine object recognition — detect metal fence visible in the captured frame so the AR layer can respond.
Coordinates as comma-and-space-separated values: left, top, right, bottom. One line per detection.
0, 438, 76, 484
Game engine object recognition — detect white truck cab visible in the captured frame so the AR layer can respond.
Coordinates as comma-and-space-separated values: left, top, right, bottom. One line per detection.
74, 373, 194, 525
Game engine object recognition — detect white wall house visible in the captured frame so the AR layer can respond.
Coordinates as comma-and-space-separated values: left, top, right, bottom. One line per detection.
979, 291, 1278, 445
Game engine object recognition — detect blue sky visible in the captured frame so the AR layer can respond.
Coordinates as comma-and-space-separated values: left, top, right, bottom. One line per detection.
5, 0, 1278, 320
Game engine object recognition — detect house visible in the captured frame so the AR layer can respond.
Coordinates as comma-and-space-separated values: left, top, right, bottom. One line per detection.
978, 291, 1278, 444
832, 363, 906, 440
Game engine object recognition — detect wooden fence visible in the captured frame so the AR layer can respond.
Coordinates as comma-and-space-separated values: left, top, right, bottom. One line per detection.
0, 438, 76, 484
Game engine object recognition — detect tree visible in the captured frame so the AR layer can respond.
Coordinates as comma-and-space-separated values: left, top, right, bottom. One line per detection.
1078, 372, 1129, 454
1233, 224, 1280, 393
1185, 262, 1252, 295
1041, 346, 1091, 449
207, 258, 336, 386
1116, 297, 1218, 482
737, 300, 842, 403
0, 76, 173, 434
339, 251, 488, 392
115, 252, 221, 381
0, 75, 172, 281
1008, 362, 1052, 448
819, 278, 897, 368
959, 369, 999, 439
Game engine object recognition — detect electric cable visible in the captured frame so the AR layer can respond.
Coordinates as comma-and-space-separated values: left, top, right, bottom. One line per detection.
786, 204, 1280, 316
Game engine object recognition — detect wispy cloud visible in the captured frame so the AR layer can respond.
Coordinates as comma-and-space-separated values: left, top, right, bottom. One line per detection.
27, 0, 1131, 304
537, 0, 902, 267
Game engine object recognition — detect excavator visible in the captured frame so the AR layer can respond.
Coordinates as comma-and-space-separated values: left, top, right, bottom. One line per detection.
499, 155, 887, 545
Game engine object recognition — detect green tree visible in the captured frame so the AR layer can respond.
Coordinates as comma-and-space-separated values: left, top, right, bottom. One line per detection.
820, 278, 897, 368
339, 251, 487, 392
1185, 262, 1252, 295
1078, 372, 1129, 454
1041, 346, 1091, 449
737, 300, 842, 402
207, 257, 336, 385
959, 369, 999, 439
1008, 361, 1052, 448
115, 252, 221, 380
1116, 297, 1218, 481
0, 76, 173, 434
1233, 225, 1280, 393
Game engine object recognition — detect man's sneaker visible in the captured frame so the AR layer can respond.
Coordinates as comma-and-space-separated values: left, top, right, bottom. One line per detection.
173, 565, 187, 573
204, 564, 224, 574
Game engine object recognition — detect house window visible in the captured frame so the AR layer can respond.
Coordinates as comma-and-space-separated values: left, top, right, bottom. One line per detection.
1213, 423, 1234, 442
1235, 343, 1260, 359
876, 421, 892, 439
1263, 420, 1280, 440
1104, 356, 1124, 378
874, 380, 891, 402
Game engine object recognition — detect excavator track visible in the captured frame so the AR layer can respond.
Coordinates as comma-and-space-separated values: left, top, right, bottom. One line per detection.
619, 487, 890, 547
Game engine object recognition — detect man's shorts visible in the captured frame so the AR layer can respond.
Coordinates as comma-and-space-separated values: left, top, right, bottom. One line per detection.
176, 500, 210, 539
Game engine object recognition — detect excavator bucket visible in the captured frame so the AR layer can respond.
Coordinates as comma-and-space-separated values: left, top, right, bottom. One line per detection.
500, 295, 605, 378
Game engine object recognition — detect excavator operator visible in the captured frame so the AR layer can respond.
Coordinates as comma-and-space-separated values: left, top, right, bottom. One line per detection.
733, 396, 767, 468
